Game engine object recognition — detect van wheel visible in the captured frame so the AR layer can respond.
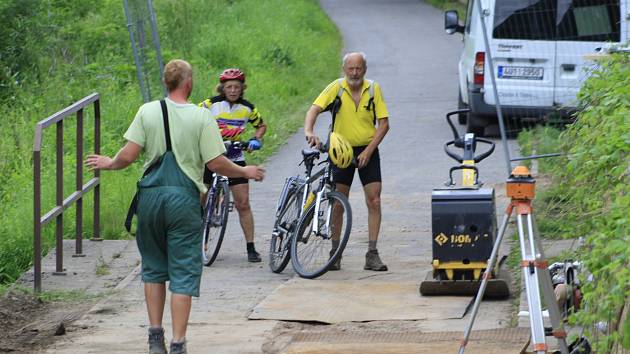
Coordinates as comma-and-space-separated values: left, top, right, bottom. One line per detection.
457, 91, 467, 125
466, 111, 486, 136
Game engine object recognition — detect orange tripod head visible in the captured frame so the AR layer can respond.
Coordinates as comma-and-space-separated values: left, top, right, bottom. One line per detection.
506, 166, 536, 201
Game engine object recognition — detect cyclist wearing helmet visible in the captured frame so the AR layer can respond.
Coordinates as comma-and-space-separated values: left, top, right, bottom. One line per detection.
199, 68, 267, 263
304, 52, 390, 272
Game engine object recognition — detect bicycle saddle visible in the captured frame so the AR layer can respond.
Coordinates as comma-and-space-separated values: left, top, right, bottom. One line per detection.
301, 149, 320, 159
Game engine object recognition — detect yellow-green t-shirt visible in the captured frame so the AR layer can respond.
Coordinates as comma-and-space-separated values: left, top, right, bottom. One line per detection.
124, 97, 226, 193
313, 78, 389, 147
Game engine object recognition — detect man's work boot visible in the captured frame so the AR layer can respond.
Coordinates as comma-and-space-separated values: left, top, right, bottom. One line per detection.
147, 327, 167, 354
170, 340, 187, 354
328, 249, 341, 271
364, 250, 388, 271
247, 249, 262, 263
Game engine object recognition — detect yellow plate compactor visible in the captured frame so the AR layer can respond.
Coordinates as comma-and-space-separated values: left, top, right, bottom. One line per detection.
420, 109, 510, 298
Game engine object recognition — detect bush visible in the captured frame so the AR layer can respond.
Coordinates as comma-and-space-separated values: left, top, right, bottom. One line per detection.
518, 53, 629, 351
0, 0, 341, 284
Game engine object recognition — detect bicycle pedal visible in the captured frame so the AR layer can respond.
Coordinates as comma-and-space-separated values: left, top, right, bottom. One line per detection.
228, 201, 235, 212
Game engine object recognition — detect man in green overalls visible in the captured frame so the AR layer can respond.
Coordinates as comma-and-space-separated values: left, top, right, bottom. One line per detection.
86, 59, 265, 354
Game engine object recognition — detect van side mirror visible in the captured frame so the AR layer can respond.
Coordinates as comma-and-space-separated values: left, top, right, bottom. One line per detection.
444, 10, 464, 35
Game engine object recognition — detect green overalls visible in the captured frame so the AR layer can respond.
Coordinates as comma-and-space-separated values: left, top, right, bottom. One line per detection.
135, 100, 203, 297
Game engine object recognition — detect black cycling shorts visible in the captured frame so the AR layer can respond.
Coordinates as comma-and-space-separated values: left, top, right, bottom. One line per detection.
332, 146, 381, 187
204, 160, 248, 187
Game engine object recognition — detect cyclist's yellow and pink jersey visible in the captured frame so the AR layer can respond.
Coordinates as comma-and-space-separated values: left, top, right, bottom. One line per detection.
199, 95, 264, 161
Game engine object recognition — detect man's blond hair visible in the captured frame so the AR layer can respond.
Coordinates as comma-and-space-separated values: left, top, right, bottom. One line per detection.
163, 59, 192, 92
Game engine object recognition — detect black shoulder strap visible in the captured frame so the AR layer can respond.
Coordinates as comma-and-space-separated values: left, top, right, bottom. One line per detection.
330, 79, 345, 130
160, 99, 172, 151
366, 80, 376, 125
125, 100, 171, 233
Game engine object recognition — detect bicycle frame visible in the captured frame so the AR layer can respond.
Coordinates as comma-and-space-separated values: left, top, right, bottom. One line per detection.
203, 173, 228, 227
205, 140, 249, 217
276, 149, 335, 238
304, 160, 334, 237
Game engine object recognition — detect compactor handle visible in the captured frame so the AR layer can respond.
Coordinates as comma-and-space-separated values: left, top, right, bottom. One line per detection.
472, 138, 495, 163
447, 165, 479, 186
446, 109, 469, 141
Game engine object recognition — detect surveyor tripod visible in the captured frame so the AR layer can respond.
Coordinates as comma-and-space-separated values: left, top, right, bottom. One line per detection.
458, 166, 569, 354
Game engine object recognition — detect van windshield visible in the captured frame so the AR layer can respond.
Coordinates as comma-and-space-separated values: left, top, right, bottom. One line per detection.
493, 0, 620, 41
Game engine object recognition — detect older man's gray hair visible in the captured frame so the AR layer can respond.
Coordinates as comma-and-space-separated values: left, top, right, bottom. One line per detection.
342, 52, 367, 67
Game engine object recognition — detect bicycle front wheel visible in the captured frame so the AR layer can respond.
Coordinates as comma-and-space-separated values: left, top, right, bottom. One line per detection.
202, 180, 230, 266
290, 191, 352, 279
269, 190, 301, 273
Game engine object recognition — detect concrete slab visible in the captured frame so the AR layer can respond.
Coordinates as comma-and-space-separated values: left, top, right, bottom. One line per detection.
272, 327, 530, 354
17, 239, 140, 294
250, 279, 470, 323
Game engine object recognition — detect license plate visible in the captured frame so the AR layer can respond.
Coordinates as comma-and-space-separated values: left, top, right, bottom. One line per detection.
498, 66, 544, 80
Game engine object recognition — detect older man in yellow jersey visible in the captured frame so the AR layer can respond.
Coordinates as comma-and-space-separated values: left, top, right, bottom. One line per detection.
304, 52, 390, 271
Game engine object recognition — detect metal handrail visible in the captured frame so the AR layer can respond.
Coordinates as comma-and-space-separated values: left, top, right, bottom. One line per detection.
33, 93, 101, 292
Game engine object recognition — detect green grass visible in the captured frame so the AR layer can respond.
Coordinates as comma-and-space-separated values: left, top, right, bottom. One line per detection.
95, 257, 110, 277
0, 0, 341, 285
424, 0, 467, 19
9, 285, 102, 303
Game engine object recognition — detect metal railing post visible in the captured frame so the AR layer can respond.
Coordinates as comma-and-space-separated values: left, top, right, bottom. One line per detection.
74, 109, 86, 257
54, 120, 66, 275
33, 146, 42, 292
93, 99, 102, 241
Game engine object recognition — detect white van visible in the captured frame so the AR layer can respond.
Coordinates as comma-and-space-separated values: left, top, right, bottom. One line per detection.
445, 0, 628, 135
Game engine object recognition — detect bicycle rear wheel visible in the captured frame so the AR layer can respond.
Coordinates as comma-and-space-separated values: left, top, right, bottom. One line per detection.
202, 180, 230, 266
269, 190, 301, 273
290, 191, 352, 279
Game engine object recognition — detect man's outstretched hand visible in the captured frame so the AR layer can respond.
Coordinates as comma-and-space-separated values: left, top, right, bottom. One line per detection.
243, 165, 265, 182
85, 155, 113, 170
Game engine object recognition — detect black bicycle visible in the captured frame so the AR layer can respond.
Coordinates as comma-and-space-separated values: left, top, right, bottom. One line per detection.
269, 148, 320, 273
202, 141, 254, 267
288, 139, 352, 279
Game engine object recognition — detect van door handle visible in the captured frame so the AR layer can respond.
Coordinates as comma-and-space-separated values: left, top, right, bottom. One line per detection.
561, 64, 576, 72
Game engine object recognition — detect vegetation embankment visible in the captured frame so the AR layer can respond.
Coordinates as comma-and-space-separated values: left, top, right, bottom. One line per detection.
518, 53, 629, 351
0, 0, 341, 287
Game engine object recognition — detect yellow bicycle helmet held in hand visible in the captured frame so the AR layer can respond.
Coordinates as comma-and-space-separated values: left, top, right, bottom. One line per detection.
329, 132, 353, 168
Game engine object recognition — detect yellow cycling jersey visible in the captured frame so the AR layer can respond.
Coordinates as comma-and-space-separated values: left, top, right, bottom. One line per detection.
313, 78, 389, 147
199, 95, 264, 161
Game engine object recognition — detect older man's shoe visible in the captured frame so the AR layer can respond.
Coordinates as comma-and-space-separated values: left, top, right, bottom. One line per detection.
364, 250, 388, 271
328, 249, 341, 271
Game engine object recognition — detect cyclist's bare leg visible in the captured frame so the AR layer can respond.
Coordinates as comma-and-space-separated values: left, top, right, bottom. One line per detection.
230, 183, 254, 243
363, 181, 387, 270
331, 183, 350, 242
363, 182, 382, 244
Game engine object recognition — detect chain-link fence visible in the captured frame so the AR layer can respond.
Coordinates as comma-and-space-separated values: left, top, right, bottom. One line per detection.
123, 0, 165, 103
446, 0, 629, 173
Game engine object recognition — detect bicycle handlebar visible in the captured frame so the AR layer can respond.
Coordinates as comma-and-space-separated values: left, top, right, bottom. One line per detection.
223, 140, 260, 151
